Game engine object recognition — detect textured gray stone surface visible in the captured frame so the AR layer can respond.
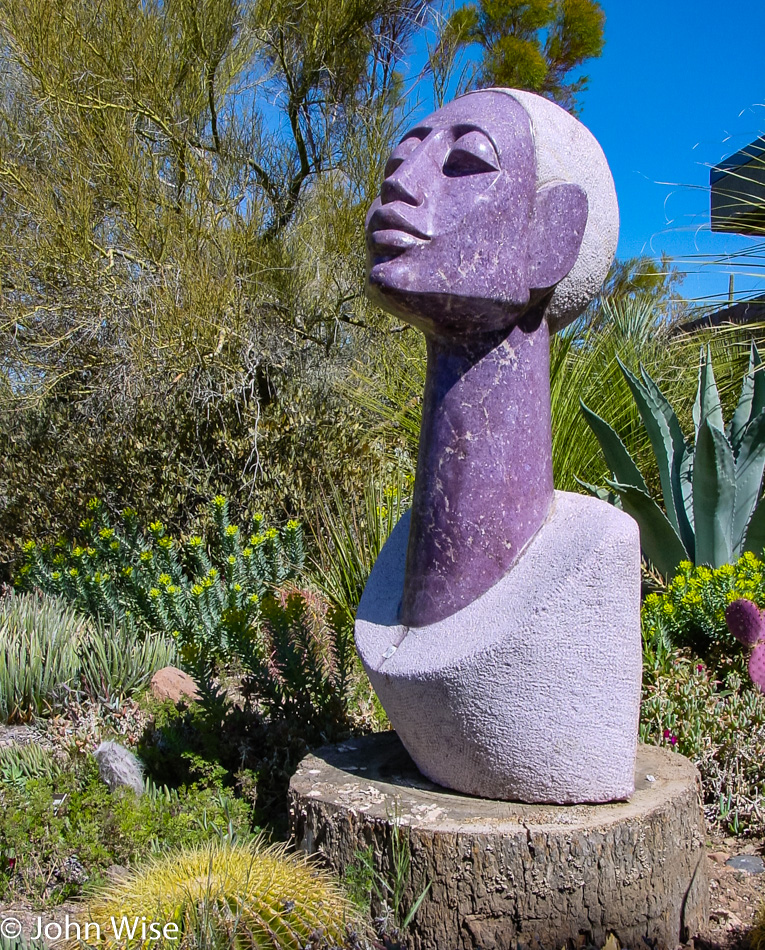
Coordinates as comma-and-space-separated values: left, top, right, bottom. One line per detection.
356, 491, 642, 803
504, 89, 619, 334
290, 734, 709, 950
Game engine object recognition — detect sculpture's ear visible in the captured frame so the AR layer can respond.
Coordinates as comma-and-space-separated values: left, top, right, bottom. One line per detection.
527, 182, 588, 290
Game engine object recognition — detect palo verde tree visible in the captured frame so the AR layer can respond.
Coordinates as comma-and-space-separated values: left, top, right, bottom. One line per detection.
0, 0, 430, 400
442, 0, 605, 112
0, 0, 431, 570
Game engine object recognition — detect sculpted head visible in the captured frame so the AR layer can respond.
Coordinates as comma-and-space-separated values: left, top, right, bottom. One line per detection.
365, 89, 618, 337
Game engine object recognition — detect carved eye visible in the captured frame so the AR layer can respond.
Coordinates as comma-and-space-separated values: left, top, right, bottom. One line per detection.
443, 131, 499, 177
384, 136, 421, 178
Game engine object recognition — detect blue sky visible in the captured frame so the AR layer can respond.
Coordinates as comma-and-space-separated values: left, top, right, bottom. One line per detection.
403, 1, 765, 308
577, 0, 765, 306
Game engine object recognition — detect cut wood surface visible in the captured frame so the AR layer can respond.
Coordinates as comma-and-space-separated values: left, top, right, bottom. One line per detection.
290, 733, 709, 950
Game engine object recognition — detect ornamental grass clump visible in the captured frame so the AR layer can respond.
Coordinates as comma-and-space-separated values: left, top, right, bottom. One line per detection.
0, 593, 85, 720
77, 839, 364, 950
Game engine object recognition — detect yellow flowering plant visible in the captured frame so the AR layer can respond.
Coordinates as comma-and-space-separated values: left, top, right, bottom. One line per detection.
642, 552, 765, 656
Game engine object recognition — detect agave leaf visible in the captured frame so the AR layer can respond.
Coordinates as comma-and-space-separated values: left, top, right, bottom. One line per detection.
606, 480, 689, 577
678, 447, 695, 557
728, 340, 764, 455
743, 496, 765, 557
615, 356, 694, 551
693, 419, 736, 567
732, 411, 765, 556
574, 476, 623, 507
693, 345, 725, 438
579, 400, 648, 492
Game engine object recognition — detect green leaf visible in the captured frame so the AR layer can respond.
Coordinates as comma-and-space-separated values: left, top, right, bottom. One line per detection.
732, 411, 765, 556
678, 447, 695, 554
743, 497, 765, 558
574, 476, 622, 507
693, 345, 724, 438
606, 481, 689, 577
729, 340, 765, 456
579, 400, 648, 492
616, 356, 693, 552
693, 419, 736, 567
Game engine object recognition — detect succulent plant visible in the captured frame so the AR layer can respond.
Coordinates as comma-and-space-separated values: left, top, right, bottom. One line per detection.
749, 643, 765, 692
723, 597, 765, 692
77, 838, 364, 950
581, 342, 765, 576
725, 597, 765, 646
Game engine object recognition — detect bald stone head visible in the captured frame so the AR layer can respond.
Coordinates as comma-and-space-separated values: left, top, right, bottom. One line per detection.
365, 89, 618, 336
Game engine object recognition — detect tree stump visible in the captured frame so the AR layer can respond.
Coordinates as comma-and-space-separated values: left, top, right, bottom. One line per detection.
289, 732, 708, 950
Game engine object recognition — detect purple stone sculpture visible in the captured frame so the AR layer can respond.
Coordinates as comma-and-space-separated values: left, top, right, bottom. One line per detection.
366, 89, 609, 626
355, 89, 640, 804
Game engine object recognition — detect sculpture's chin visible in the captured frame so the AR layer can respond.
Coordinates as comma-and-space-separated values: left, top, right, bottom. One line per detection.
366, 272, 532, 339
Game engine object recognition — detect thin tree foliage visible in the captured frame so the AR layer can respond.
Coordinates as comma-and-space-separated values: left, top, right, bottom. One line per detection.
0, 0, 429, 406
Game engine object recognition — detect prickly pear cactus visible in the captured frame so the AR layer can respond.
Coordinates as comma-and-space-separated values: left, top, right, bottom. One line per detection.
725, 598, 765, 646
749, 643, 765, 692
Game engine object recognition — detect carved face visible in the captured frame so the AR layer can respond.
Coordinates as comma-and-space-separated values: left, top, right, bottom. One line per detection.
365, 90, 588, 336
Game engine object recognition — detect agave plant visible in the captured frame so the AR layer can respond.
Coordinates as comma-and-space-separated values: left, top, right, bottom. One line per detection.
581, 341, 765, 576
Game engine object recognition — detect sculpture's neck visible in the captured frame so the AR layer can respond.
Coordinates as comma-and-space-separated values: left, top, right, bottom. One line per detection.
401, 317, 553, 627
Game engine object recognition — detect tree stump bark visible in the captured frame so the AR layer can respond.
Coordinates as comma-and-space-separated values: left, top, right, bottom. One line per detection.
289, 732, 708, 950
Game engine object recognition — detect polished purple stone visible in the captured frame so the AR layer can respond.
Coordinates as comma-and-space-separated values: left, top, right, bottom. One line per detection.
365, 90, 588, 627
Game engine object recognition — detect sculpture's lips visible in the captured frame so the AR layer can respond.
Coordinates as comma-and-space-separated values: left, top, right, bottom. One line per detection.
368, 208, 430, 251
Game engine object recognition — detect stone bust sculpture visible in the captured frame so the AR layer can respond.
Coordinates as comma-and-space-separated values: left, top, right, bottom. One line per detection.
365, 88, 618, 627
355, 89, 640, 805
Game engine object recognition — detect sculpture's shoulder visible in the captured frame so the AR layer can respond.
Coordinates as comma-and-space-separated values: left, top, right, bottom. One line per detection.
550, 489, 640, 544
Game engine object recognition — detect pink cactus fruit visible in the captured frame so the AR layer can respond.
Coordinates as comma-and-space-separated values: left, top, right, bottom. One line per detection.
725, 598, 765, 646
749, 643, 765, 692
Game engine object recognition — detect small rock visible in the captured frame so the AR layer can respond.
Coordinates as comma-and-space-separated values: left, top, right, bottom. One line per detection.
94, 740, 144, 796
708, 851, 731, 865
725, 854, 765, 874
57, 855, 88, 884
150, 666, 200, 704
106, 864, 130, 882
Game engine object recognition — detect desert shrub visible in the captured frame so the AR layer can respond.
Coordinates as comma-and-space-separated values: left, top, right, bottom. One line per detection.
0, 379, 379, 587
640, 647, 765, 834
0, 593, 175, 722
0, 755, 250, 903
17, 497, 360, 743
137, 587, 363, 831
640, 554, 765, 833
78, 838, 364, 950
641, 553, 765, 658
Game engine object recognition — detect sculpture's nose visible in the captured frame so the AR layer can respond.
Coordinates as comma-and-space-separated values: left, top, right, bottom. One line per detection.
380, 142, 432, 207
